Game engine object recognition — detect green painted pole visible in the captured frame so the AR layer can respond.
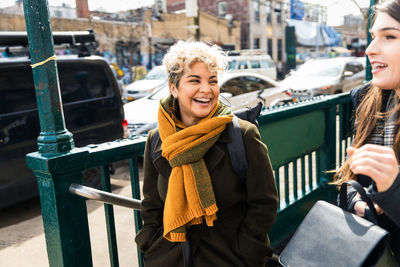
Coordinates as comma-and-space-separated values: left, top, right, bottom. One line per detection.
365, 0, 378, 82
22, 0, 74, 155
22, 1, 93, 266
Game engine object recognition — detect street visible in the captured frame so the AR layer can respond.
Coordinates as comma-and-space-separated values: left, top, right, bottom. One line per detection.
0, 160, 142, 267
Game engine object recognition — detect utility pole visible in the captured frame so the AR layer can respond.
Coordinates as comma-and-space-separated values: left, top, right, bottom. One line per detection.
195, 0, 200, 41
315, 4, 320, 58
147, 23, 152, 69
186, 0, 199, 40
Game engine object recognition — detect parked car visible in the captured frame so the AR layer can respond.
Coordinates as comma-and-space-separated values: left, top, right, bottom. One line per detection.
0, 48, 127, 208
280, 57, 365, 101
227, 52, 277, 80
122, 65, 167, 102
124, 72, 286, 136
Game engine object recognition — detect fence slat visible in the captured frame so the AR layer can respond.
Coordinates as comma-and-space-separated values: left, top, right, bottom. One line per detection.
101, 166, 119, 267
301, 156, 306, 196
308, 154, 313, 191
284, 164, 290, 205
293, 161, 298, 200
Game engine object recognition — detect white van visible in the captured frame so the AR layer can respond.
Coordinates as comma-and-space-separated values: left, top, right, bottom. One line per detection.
227, 51, 277, 80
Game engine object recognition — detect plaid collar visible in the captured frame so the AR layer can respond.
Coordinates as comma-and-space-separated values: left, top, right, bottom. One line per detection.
367, 91, 397, 147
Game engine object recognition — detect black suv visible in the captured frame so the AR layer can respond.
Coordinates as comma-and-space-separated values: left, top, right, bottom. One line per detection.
0, 32, 126, 209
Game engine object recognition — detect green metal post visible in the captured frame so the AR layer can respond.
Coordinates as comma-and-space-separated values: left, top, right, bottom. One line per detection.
22, 0, 93, 266
22, 0, 74, 154
366, 0, 378, 82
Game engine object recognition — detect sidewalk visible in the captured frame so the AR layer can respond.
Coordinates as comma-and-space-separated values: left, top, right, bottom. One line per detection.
0, 163, 141, 267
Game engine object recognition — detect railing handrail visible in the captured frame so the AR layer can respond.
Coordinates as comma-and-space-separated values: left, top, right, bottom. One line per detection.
69, 183, 141, 210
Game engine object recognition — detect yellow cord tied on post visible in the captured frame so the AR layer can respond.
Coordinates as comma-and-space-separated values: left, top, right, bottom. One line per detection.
30, 55, 57, 69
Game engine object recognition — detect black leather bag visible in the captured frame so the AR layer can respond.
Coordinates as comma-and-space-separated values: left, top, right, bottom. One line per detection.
279, 180, 398, 267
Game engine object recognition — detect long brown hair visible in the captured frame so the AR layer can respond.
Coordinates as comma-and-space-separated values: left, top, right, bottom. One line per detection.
333, 0, 400, 185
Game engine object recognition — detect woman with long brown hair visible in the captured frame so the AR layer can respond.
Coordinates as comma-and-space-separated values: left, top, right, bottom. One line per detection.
334, 0, 400, 262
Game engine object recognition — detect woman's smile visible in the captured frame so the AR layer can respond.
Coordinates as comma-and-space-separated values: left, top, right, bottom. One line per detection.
370, 60, 388, 74
366, 12, 400, 89
170, 62, 220, 126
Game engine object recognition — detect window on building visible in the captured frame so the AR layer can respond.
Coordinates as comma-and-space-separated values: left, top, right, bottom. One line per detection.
54, 10, 62, 17
218, 2, 227, 18
253, 1, 260, 23
268, 38, 273, 57
266, 2, 271, 23
254, 38, 260, 49
278, 39, 283, 61
276, 3, 282, 24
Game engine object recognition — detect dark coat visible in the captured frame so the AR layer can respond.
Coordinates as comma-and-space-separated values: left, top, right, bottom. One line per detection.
135, 118, 278, 267
348, 86, 400, 262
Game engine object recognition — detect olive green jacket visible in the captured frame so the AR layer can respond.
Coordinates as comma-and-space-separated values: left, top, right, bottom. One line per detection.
135, 118, 278, 267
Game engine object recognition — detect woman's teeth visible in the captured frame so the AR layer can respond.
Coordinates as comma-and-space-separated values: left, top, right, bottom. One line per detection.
372, 63, 388, 70
194, 98, 210, 103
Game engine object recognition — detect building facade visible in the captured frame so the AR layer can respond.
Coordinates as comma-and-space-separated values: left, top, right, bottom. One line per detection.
166, 0, 293, 78
0, 3, 240, 73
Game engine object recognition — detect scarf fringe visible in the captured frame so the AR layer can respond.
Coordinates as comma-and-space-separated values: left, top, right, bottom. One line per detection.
164, 204, 218, 242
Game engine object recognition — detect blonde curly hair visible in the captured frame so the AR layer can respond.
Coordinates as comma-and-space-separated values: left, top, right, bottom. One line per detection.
162, 40, 228, 87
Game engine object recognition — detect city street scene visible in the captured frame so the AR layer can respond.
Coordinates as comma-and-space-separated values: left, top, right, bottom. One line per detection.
2, 0, 399, 266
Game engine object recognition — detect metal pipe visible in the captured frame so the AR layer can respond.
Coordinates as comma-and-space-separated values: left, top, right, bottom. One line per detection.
69, 183, 141, 210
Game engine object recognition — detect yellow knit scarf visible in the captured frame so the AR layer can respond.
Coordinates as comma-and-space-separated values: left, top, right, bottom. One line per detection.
158, 95, 233, 242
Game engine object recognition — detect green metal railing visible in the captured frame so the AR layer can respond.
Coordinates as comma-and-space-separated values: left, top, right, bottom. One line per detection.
258, 94, 353, 244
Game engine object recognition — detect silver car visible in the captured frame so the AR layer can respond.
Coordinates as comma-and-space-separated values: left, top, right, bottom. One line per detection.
122, 65, 167, 102
280, 57, 365, 101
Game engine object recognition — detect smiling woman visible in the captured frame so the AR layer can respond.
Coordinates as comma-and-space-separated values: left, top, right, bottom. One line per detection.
333, 0, 400, 263
134, 40, 278, 267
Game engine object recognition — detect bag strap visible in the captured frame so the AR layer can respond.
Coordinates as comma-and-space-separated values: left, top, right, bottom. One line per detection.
151, 130, 161, 161
339, 180, 379, 223
227, 116, 248, 183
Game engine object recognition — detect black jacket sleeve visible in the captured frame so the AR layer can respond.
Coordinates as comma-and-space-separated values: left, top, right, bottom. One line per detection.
367, 174, 400, 228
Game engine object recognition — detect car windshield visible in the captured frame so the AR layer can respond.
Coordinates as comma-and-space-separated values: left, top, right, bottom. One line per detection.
296, 60, 343, 77
143, 67, 167, 80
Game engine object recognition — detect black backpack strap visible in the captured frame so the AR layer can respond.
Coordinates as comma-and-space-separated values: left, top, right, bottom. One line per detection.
227, 116, 248, 183
232, 101, 262, 127
151, 130, 161, 161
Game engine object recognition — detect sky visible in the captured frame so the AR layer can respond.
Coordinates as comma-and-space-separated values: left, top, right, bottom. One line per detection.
302, 0, 370, 26
0, 0, 371, 26
0, 0, 154, 13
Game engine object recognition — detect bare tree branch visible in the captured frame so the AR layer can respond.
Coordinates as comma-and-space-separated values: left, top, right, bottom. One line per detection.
349, 0, 368, 22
